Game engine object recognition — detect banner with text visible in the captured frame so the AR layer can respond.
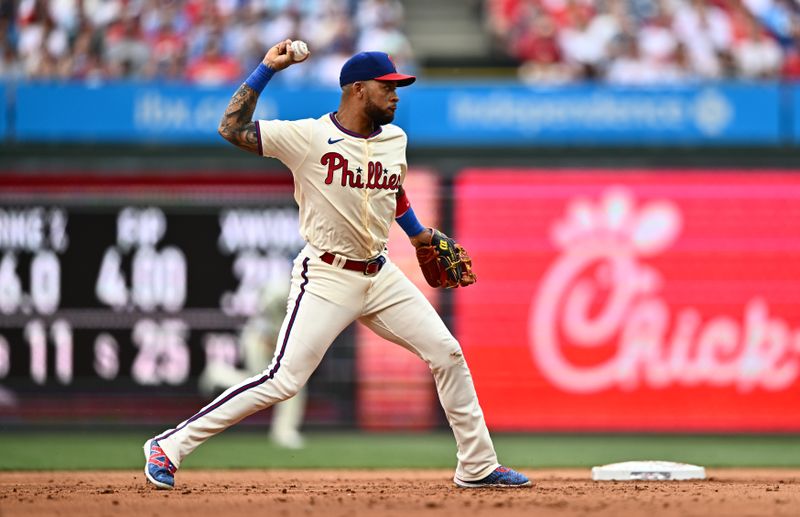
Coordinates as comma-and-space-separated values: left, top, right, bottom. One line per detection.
12, 82, 781, 145
0, 83, 6, 139
406, 83, 781, 145
455, 170, 800, 431
13, 83, 341, 143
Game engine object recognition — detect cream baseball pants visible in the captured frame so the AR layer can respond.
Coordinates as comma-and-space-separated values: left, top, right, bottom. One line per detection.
155, 243, 499, 481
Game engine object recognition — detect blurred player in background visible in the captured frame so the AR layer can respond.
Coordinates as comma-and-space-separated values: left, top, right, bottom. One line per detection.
144, 38, 530, 491
198, 279, 306, 449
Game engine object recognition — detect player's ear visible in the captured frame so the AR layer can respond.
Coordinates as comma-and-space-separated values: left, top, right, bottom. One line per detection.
353, 81, 365, 98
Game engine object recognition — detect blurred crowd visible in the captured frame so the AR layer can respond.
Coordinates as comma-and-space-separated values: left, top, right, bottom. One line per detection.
486, 0, 800, 84
0, 0, 414, 85
3, 0, 799, 86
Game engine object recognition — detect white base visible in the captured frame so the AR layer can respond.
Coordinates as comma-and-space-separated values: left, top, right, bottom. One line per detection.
592, 461, 706, 481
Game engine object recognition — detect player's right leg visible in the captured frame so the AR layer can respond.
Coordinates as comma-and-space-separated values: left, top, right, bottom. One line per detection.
359, 260, 531, 488
144, 247, 361, 488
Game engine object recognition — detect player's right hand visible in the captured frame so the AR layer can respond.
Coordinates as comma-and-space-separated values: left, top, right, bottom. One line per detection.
263, 39, 309, 71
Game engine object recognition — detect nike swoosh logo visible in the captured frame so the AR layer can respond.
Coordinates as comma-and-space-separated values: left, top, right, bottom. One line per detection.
327, 137, 345, 144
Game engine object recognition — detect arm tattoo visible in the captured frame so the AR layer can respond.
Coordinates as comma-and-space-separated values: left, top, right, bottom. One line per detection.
218, 84, 260, 153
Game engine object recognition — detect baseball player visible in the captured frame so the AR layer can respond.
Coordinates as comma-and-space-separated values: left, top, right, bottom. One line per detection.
144, 39, 531, 489
198, 279, 307, 449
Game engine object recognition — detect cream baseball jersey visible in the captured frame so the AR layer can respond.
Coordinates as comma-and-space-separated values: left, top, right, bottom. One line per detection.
255, 112, 408, 260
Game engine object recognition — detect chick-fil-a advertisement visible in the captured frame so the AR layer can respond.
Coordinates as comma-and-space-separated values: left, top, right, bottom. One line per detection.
455, 170, 800, 431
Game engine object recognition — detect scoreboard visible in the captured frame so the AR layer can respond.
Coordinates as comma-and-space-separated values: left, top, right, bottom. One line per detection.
0, 173, 341, 425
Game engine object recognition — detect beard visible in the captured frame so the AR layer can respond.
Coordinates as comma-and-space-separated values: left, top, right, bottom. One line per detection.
364, 96, 395, 126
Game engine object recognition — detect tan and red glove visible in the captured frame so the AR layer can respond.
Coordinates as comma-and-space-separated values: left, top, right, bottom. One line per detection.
415, 229, 477, 289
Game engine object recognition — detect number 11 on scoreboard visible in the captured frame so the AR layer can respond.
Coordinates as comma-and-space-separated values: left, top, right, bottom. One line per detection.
24, 319, 73, 385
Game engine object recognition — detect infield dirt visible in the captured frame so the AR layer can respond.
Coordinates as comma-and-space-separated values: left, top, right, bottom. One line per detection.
1, 469, 797, 517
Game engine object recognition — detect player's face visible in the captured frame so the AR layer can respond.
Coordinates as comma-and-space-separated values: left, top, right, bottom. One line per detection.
363, 80, 399, 126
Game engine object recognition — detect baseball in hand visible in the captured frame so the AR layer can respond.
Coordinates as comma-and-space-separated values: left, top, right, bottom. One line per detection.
290, 40, 309, 61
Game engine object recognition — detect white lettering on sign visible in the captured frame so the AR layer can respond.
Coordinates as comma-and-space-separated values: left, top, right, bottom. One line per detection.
0, 208, 67, 252
117, 207, 166, 251
134, 92, 276, 133
97, 206, 186, 312
132, 319, 189, 386
449, 89, 733, 136
0, 208, 43, 250
529, 188, 800, 393
450, 93, 685, 132
218, 208, 302, 253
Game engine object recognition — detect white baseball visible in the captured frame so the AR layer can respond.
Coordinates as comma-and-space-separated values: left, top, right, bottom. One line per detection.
290, 40, 309, 61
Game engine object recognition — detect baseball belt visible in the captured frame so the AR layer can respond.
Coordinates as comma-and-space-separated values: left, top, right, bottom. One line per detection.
320, 252, 386, 276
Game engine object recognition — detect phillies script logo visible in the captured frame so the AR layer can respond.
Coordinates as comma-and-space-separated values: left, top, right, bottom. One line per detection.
529, 188, 799, 394
321, 152, 400, 190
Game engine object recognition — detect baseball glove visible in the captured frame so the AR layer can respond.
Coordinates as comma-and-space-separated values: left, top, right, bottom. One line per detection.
415, 229, 477, 289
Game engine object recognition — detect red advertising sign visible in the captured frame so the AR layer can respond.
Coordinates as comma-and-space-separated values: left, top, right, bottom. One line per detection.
356, 169, 441, 430
455, 170, 800, 431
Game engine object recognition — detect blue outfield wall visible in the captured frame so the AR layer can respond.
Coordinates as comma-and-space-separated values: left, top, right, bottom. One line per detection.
793, 85, 800, 144
405, 82, 782, 145
0, 83, 6, 139
13, 82, 340, 143
4, 81, 797, 145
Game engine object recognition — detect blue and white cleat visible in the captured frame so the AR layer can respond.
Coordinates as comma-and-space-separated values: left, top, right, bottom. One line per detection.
454, 466, 532, 488
143, 438, 177, 490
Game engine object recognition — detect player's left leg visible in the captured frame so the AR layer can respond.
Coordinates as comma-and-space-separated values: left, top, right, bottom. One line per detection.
359, 260, 527, 486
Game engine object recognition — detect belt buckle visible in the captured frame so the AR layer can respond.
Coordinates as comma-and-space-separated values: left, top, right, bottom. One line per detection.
363, 255, 386, 276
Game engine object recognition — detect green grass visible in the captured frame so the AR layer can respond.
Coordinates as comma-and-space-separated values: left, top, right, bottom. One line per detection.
0, 432, 798, 470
